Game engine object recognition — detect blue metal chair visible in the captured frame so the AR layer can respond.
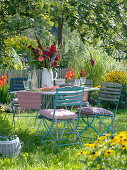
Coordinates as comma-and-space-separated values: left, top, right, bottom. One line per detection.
9, 78, 28, 92
35, 86, 84, 147
77, 82, 122, 137
9, 77, 28, 114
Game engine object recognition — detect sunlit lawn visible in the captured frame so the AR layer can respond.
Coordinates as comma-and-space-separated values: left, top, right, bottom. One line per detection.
0, 108, 127, 170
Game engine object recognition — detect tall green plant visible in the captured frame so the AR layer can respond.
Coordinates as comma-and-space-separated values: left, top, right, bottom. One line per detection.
0, 85, 10, 104
62, 28, 126, 86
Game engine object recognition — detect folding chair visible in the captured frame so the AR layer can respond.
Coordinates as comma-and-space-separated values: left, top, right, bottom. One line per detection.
9, 78, 28, 112
77, 82, 122, 137
13, 91, 42, 127
35, 86, 84, 147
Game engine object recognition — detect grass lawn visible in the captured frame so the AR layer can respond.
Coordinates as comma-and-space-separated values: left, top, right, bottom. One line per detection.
0, 108, 127, 170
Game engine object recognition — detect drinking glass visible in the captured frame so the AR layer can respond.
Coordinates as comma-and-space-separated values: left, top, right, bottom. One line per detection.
23, 81, 29, 90
74, 79, 81, 86
80, 77, 86, 86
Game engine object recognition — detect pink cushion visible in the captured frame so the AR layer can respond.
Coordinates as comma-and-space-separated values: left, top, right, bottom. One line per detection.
82, 92, 88, 102
79, 107, 113, 115
39, 109, 77, 120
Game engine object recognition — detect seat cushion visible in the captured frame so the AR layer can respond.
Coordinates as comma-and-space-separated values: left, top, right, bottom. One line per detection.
79, 107, 113, 116
39, 109, 77, 120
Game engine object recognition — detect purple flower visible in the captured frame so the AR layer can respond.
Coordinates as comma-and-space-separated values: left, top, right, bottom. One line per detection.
43, 51, 50, 57
90, 58, 95, 67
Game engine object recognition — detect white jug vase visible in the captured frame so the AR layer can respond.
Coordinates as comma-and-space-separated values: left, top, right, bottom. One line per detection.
41, 68, 58, 88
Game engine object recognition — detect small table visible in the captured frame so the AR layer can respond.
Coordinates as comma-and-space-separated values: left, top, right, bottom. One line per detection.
15, 87, 100, 109
40, 87, 100, 109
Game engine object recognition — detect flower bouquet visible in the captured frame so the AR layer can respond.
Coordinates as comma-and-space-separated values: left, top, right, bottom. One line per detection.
28, 40, 62, 69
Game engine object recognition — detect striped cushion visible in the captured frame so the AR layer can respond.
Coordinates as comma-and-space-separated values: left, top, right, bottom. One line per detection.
39, 109, 77, 120
79, 107, 113, 115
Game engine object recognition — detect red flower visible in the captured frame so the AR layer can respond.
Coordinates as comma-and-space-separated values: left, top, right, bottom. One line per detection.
80, 69, 87, 77
0, 74, 7, 87
52, 62, 58, 67
65, 69, 76, 79
90, 58, 95, 67
28, 41, 62, 68
49, 42, 57, 56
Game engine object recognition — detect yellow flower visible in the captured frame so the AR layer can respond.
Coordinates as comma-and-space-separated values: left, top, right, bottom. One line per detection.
104, 149, 114, 156
77, 151, 89, 156
84, 143, 96, 148
0, 106, 5, 112
109, 136, 119, 145
90, 151, 100, 159
98, 134, 111, 141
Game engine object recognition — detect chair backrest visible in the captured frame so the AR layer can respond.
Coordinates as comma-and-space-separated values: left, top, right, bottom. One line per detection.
54, 86, 84, 108
84, 79, 93, 87
10, 78, 27, 91
17, 91, 42, 109
98, 82, 122, 102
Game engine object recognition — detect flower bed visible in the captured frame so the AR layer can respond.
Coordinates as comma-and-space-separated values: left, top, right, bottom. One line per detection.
77, 131, 127, 169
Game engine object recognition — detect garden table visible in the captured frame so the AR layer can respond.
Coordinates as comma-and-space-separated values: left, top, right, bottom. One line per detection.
15, 86, 100, 109
39, 86, 100, 109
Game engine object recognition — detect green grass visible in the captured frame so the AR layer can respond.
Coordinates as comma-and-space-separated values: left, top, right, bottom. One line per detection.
0, 108, 127, 170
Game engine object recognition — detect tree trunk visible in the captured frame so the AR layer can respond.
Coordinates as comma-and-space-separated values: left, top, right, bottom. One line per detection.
58, 19, 63, 47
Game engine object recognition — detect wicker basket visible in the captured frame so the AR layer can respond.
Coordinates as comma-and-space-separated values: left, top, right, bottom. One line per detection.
0, 137, 22, 157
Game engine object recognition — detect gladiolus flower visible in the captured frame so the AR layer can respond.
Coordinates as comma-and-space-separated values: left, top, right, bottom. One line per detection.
38, 49, 43, 56
65, 69, 76, 79
90, 58, 95, 67
52, 62, 58, 67
80, 69, 87, 77
38, 56, 44, 61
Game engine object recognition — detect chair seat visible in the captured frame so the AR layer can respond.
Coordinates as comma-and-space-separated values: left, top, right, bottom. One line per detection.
79, 107, 113, 116
39, 109, 77, 120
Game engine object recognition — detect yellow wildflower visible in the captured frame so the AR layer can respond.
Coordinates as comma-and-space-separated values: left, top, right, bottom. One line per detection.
104, 149, 114, 156
109, 136, 119, 145
0, 106, 5, 112
98, 134, 110, 141
77, 151, 89, 156
84, 143, 96, 148
90, 151, 100, 159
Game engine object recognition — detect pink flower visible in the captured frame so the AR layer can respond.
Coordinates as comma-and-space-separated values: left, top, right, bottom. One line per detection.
45, 46, 50, 52
38, 49, 43, 56
38, 56, 44, 61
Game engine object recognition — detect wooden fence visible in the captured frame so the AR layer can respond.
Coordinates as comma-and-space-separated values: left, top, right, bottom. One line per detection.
0, 68, 68, 88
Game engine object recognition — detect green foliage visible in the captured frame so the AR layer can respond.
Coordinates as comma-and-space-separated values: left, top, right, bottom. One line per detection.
0, 85, 10, 104
62, 29, 126, 86
4, 36, 37, 69
0, 110, 127, 169
1, 0, 127, 61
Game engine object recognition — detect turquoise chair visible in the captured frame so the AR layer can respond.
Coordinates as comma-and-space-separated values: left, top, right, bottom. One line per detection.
77, 82, 122, 137
35, 86, 84, 147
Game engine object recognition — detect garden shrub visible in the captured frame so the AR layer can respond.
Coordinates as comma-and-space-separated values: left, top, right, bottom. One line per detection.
4, 36, 37, 69
104, 70, 127, 107
77, 131, 127, 169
